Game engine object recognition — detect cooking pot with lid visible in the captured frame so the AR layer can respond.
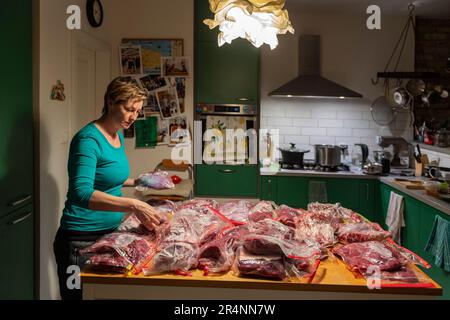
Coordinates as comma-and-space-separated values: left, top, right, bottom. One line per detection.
278, 143, 309, 166
316, 145, 342, 167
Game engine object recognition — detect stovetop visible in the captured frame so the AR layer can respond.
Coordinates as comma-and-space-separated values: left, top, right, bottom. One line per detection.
279, 160, 350, 172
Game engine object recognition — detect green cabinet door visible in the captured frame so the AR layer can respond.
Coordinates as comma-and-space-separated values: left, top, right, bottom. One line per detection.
0, 205, 34, 299
195, 164, 258, 197
324, 178, 361, 212
260, 176, 277, 202
358, 180, 377, 222
195, 0, 219, 43
195, 40, 259, 104
276, 176, 309, 208
379, 182, 392, 228
401, 196, 421, 254
0, 0, 33, 217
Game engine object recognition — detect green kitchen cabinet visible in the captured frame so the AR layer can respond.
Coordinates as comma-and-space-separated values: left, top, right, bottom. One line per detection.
195, 0, 219, 43
260, 176, 277, 202
357, 180, 378, 222
195, 164, 258, 197
195, 40, 260, 104
276, 176, 309, 208
0, 0, 34, 299
0, 205, 34, 299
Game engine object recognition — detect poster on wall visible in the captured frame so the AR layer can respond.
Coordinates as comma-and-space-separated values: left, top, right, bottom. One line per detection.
119, 45, 143, 76
134, 118, 157, 148
121, 39, 183, 75
161, 56, 191, 77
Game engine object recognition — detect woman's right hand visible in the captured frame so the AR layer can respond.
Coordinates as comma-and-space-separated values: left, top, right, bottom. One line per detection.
128, 199, 163, 231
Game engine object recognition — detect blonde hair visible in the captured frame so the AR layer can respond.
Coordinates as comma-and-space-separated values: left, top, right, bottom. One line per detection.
102, 76, 147, 114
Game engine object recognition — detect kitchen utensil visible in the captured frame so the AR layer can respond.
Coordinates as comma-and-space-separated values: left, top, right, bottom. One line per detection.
405, 79, 426, 97
416, 144, 421, 157
370, 96, 397, 125
278, 143, 309, 166
362, 162, 383, 175
428, 166, 450, 180
354, 143, 369, 167
393, 87, 411, 108
316, 145, 342, 167
435, 129, 449, 148
394, 178, 425, 189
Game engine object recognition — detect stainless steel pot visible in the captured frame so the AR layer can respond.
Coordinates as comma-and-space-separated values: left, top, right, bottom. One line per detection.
316, 145, 342, 167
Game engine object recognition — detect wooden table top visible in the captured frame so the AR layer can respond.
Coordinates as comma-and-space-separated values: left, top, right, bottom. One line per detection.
81, 253, 442, 296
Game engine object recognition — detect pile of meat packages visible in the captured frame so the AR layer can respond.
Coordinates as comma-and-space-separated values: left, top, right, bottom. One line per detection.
81, 199, 429, 284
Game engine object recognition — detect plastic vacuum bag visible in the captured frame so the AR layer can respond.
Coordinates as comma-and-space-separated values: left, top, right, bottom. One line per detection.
135, 170, 175, 190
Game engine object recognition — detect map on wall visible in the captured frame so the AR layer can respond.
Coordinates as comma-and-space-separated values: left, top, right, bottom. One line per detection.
121, 39, 183, 75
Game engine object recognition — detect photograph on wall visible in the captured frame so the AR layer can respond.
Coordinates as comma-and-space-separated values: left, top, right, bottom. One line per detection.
152, 115, 169, 145
168, 77, 186, 114
143, 91, 160, 117
121, 39, 183, 75
155, 86, 181, 119
168, 115, 189, 145
119, 45, 143, 76
139, 74, 167, 92
161, 56, 190, 77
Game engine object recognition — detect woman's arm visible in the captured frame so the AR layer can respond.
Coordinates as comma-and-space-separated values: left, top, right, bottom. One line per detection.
123, 178, 136, 187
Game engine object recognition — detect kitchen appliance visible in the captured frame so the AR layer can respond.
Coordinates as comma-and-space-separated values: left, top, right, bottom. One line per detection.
363, 162, 383, 175
194, 103, 258, 164
269, 35, 363, 99
278, 143, 309, 167
279, 159, 349, 172
316, 145, 343, 168
376, 136, 411, 168
351, 143, 369, 169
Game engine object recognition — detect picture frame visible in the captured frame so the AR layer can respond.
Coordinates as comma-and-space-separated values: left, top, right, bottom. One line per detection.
119, 45, 143, 76
161, 56, 191, 77
121, 39, 183, 75
155, 86, 181, 119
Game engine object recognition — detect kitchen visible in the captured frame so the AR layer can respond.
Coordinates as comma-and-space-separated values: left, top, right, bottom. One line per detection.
1, 0, 449, 303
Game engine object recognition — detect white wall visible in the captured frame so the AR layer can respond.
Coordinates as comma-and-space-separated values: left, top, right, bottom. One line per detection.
260, 7, 415, 161
39, 0, 193, 299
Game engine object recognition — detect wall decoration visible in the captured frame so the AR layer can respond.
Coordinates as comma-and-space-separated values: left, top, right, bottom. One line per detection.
168, 115, 189, 146
139, 74, 167, 92
155, 86, 181, 119
168, 77, 186, 114
153, 115, 169, 145
50, 80, 66, 101
119, 45, 143, 76
143, 92, 160, 117
134, 117, 157, 148
161, 56, 190, 77
121, 39, 183, 75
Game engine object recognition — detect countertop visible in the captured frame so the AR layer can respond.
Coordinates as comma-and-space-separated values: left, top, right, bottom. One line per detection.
81, 253, 441, 297
260, 166, 450, 216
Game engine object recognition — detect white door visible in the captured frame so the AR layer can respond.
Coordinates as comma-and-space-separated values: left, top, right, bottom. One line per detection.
70, 31, 111, 137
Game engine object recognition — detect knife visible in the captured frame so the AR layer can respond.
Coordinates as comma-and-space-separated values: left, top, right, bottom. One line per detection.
416, 144, 422, 157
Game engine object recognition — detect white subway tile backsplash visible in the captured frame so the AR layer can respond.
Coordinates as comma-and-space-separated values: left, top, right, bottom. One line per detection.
363, 111, 373, 120
261, 108, 286, 117
319, 119, 343, 128
278, 127, 300, 135
283, 135, 310, 145
312, 109, 337, 119
292, 119, 318, 127
327, 128, 352, 137
271, 117, 293, 126
335, 136, 361, 146
310, 136, 336, 145
352, 128, 380, 137
302, 127, 327, 136
344, 120, 370, 129
288, 108, 312, 118
337, 110, 362, 120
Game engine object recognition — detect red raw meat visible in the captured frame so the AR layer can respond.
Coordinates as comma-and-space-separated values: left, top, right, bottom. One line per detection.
295, 213, 336, 247
146, 242, 199, 275
248, 218, 296, 240
236, 247, 286, 280
336, 222, 391, 243
333, 241, 405, 273
248, 201, 277, 222
274, 205, 305, 227
218, 200, 253, 224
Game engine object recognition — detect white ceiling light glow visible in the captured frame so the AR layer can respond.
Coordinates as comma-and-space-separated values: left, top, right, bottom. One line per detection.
203, 0, 295, 50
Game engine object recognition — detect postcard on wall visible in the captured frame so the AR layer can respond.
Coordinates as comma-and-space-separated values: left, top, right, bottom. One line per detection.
119, 45, 143, 76
168, 115, 189, 146
143, 91, 160, 117
139, 74, 167, 92
161, 56, 190, 77
151, 115, 169, 145
155, 86, 181, 119
121, 39, 183, 75
168, 77, 186, 114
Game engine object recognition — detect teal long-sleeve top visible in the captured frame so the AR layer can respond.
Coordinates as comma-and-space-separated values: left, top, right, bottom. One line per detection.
61, 122, 130, 232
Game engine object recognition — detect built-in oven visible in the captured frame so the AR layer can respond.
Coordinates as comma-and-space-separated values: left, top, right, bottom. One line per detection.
194, 103, 258, 165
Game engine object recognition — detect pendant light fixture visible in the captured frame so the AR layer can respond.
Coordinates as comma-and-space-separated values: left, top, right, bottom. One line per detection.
203, 0, 294, 50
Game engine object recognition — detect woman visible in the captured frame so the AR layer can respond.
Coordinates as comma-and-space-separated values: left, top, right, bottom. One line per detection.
53, 76, 161, 300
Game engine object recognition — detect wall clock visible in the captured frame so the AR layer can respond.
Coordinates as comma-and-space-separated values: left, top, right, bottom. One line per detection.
86, 0, 103, 28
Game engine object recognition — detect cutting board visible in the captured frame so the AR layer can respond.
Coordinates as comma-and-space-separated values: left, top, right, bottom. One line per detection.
393, 179, 425, 189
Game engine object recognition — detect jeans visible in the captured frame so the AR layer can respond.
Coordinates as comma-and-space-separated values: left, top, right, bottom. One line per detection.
53, 227, 110, 300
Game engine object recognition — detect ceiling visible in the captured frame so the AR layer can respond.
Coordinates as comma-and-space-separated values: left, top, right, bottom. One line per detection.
287, 0, 450, 17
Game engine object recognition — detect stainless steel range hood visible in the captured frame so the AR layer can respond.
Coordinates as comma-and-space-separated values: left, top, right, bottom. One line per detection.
269, 35, 363, 99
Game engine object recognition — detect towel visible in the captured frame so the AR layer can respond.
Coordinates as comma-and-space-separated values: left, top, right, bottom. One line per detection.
385, 191, 405, 244
425, 215, 450, 272
308, 180, 328, 203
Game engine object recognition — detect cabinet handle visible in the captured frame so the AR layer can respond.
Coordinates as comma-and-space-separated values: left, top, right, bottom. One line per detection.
8, 212, 32, 225
236, 97, 249, 102
268, 179, 272, 197
219, 169, 236, 174
8, 195, 31, 208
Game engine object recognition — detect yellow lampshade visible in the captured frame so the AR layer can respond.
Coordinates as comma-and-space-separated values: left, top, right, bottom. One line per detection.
203, 0, 294, 49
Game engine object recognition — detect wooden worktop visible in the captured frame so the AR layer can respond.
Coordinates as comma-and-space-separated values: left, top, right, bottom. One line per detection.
81, 253, 442, 296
